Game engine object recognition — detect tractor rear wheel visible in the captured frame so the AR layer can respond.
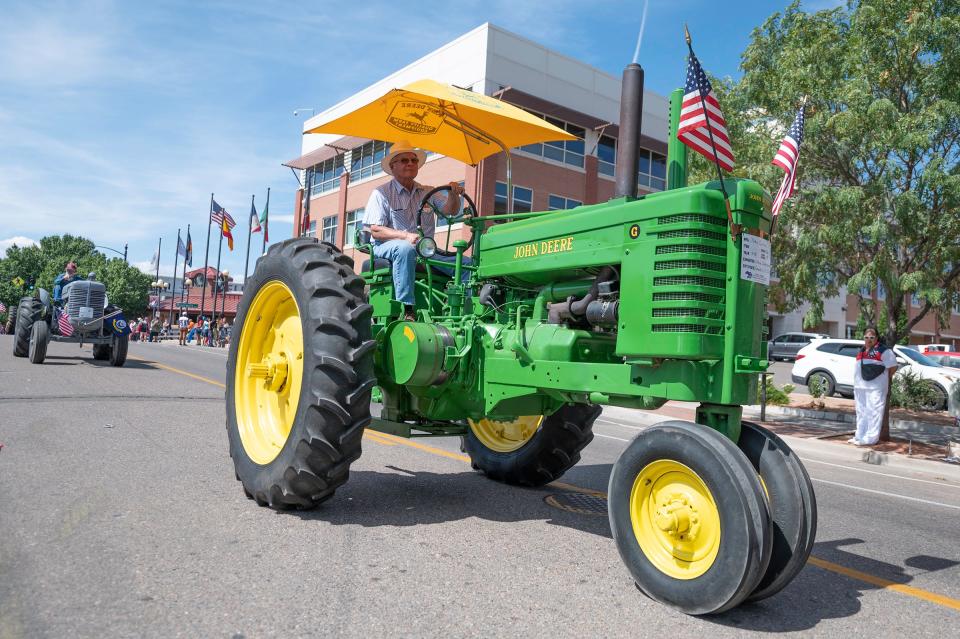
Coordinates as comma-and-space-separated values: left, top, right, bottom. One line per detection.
607, 420, 772, 615
13, 298, 40, 357
29, 320, 49, 364
226, 238, 374, 509
465, 404, 599, 486
738, 421, 817, 602
109, 335, 128, 367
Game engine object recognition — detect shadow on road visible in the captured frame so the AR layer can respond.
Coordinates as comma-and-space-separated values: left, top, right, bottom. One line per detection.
708, 537, 959, 631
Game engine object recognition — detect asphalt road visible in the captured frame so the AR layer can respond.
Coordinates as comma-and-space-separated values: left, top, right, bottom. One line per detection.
1, 336, 959, 638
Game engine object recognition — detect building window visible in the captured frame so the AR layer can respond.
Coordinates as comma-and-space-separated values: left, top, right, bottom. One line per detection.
911, 294, 921, 308
518, 113, 585, 168
305, 220, 317, 237
494, 182, 533, 214
638, 149, 667, 191
548, 195, 582, 210
349, 140, 391, 182
321, 215, 338, 245
344, 209, 363, 246
598, 135, 616, 177
308, 155, 345, 197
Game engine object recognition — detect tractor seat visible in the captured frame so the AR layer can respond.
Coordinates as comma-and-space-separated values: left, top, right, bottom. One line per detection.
361, 257, 392, 271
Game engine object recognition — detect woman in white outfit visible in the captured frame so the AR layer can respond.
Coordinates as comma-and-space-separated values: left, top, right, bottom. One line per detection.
851, 327, 898, 446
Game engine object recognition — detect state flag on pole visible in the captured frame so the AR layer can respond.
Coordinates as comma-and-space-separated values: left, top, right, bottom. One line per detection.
222, 218, 234, 251
211, 200, 236, 229
58, 310, 74, 336
150, 250, 159, 270
771, 107, 806, 217
185, 230, 193, 266
677, 51, 735, 172
250, 201, 261, 234
177, 236, 187, 258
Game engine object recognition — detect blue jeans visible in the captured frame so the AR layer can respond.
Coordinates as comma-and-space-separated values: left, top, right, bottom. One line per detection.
372, 239, 471, 306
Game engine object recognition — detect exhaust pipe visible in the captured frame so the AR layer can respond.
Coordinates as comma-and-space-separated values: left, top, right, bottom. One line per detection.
614, 63, 645, 199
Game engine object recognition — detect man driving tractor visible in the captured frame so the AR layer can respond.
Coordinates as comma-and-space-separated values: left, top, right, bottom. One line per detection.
53, 261, 83, 303
361, 140, 466, 320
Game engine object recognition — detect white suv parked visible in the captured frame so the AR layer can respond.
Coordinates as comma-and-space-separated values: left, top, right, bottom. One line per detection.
790, 338, 960, 411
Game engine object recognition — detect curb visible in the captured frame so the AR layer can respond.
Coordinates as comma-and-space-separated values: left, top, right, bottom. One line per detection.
760, 405, 959, 440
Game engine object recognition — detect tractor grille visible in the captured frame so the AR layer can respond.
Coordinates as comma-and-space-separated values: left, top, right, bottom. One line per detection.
649, 211, 727, 337
65, 282, 106, 321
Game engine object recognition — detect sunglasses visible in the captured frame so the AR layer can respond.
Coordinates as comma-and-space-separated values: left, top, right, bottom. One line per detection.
865, 335, 877, 340
393, 157, 419, 165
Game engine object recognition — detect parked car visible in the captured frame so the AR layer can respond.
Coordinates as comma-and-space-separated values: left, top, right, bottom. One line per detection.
918, 344, 952, 354
790, 339, 960, 410
767, 332, 830, 361
926, 352, 960, 369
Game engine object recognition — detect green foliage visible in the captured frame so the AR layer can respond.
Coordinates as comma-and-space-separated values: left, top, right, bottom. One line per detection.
889, 368, 940, 411
0, 235, 151, 316
757, 376, 795, 405
719, 0, 960, 346
808, 374, 825, 399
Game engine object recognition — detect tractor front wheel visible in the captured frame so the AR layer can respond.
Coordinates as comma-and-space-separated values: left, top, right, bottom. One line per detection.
226, 238, 375, 509
738, 421, 817, 602
607, 420, 772, 615
465, 404, 599, 486
109, 335, 128, 367
28, 320, 49, 364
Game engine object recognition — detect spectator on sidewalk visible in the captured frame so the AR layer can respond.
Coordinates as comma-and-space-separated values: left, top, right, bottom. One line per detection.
150, 317, 162, 342
178, 312, 189, 345
850, 326, 898, 446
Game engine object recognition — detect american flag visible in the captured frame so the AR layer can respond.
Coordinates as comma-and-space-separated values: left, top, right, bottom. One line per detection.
58, 310, 74, 337
211, 200, 236, 229
771, 107, 805, 216
677, 52, 735, 172
0, 302, 6, 314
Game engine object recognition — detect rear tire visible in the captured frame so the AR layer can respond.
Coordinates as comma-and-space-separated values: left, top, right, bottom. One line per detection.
227, 238, 375, 509
607, 421, 772, 615
109, 335, 128, 367
738, 421, 817, 602
806, 370, 835, 397
13, 298, 39, 357
465, 404, 599, 486
28, 320, 49, 364
920, 383, 947, 412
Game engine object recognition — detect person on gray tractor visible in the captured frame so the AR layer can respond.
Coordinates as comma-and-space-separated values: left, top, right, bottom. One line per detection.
53, 261, 83, 303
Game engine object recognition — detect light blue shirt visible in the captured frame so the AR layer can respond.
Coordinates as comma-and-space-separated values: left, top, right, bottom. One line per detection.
362, 179, 438, 245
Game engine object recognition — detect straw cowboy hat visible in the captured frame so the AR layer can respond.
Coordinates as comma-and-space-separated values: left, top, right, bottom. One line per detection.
381, 140, 427, 173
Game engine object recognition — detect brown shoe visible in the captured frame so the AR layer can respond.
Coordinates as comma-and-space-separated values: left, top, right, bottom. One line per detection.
403, 305, 416, 322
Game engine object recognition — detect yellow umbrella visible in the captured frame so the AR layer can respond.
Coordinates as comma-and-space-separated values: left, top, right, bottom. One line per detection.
306, 79, 576, 165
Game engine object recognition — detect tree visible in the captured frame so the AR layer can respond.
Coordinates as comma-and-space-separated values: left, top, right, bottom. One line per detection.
711, 0, 960, 346
0, 235, 151, 316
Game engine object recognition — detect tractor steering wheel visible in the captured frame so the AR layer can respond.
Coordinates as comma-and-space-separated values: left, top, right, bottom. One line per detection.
416, 185, 477, 256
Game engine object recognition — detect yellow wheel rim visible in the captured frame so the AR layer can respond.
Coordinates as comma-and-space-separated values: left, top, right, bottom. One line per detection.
629, 460, 721, 580
467, 415, 544, 453
234, 281, 304, 465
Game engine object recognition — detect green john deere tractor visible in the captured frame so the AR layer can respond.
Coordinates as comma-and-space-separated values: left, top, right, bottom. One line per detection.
226, 67, 815, 615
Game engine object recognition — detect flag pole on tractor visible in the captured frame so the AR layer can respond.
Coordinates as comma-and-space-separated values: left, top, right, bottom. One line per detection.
171, 228, 182, 325
261, 187, 270, 253
200, 193, 214, 322
769, 99, 806, 237
152, 236, 162, 320
679, 25, 739, 240
245, 194, 258, 285
181, 224, 192, 314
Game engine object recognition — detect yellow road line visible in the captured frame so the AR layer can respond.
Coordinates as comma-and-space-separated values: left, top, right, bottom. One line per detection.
806, 557, 960, 612
146, 358, 960, 612
129, 356, 226, 389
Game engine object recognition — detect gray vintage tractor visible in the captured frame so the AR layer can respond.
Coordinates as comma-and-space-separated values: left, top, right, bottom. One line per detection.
13, 278, 129, 366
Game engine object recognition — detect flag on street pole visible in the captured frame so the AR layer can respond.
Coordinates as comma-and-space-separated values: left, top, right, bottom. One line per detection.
58, 310, 74, 336
177, 236, 187, 258
260, 189, 270, 244
250, 201, 262, 233
222, 218, 234, 251
677, 50, 735, 172
211, 200, 236, 229
185, 230, 193, 266
150, 250, 159, 270
771, 107, 806, 217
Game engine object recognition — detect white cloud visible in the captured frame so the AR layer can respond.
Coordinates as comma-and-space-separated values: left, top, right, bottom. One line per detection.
0, 236, 39, 256
270, 214, 296, 224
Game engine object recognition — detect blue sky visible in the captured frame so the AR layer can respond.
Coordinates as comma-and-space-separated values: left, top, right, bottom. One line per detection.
0, 0, 843, 280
